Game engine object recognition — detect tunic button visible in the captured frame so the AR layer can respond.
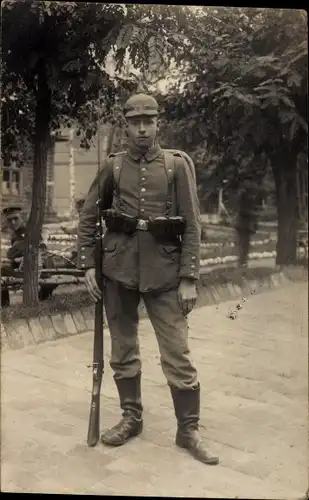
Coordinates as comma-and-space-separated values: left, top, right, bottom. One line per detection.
190, 272, 195, 277
141, 188, 146, 192
81, 255, 86, 260
191, 256, 196, 261
141, 177, 146, 181
141, 198, 145, 202
141, 167, 146, 172
141, 208, 145, 213
81, 263, 85, 268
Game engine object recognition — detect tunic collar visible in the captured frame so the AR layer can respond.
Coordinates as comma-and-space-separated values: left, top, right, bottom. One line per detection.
127, 141, 162, 162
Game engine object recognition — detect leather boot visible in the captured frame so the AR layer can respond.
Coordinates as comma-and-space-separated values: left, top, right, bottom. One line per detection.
100, 373, 143, 446
170, 384, 219, 465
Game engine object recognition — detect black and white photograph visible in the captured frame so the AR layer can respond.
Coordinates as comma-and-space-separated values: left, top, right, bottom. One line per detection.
1, 2, 308, 496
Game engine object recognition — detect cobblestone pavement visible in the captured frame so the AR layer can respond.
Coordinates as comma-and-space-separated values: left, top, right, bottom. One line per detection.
1, 283, 308, 498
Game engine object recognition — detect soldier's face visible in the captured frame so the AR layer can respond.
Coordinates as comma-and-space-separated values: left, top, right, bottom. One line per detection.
6, 214, 22, 231
126, 116, 158, 148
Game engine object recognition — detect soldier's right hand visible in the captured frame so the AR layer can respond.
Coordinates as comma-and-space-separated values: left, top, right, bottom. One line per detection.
85, 268, 102, 302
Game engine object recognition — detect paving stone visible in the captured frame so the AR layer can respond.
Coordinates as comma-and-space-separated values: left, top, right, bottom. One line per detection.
226, 282, 238, 299
249, 279, 259, 294
211, 285, 221, 303
241, 278, 252, 296
215, 284, 228, 301
4, 320, 29, 349
72, 310, 87, 332
28, 317, 45, 343
80, 306, 94, 331
233, 283, 242, 297
17, 319, 36, 347
63, 314, 77, 335
39, 316, 57, 341
200, 288, 215, 306
51, 314, 66, 337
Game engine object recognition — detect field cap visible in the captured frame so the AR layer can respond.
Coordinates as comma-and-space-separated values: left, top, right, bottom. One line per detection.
2, 206, 22, 218
124, 84, 159, 118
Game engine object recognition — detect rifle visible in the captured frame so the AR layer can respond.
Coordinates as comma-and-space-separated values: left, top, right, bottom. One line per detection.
87, 199, 104, 446
87, 120, 104, 447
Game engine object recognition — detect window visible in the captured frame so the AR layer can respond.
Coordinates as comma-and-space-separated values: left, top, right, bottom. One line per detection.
1, 162, 21, 195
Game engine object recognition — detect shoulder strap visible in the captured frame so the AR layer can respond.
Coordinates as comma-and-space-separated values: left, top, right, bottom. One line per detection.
164, 149, 196, 184
163, 150, 176, 215
107, 151, 126, 197
162, 149, 197, 215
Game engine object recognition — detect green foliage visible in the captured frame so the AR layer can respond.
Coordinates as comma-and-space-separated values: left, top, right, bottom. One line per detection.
161, 7, 307, 199
1, 1, 190, 158
1, 1, 191, 304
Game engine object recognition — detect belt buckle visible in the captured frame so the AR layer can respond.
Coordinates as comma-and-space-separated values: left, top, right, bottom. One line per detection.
137, 219, 148, 231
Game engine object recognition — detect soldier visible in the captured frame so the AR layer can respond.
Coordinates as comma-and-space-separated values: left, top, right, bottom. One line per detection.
1, 205, 55, 305
77, 90, 219, 465
2, 206, 26, 265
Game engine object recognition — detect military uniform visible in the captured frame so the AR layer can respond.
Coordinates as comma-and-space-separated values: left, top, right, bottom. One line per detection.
1, 206, 57, 305
77, 92, 219, 465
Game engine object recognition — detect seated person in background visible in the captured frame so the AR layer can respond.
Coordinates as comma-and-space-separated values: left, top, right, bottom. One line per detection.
1, 205, 56, 306
2, 205, 26, 270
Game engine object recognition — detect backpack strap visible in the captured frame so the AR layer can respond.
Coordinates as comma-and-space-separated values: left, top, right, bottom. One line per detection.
107, 152, 126, 198
162, 149, 197, 216
162, 150, 176, 215
164, 149, 196, 184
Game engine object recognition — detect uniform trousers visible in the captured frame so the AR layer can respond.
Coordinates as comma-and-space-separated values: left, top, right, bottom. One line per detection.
103, 278, 198, 389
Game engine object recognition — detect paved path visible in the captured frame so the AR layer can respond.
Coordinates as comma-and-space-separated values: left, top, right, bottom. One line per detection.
1, 283, 308, 498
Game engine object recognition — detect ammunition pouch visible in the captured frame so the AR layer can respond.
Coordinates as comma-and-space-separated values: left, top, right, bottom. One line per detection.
102, 209, 137, 234
148, 216, 186, 238
102, 210, 186, 238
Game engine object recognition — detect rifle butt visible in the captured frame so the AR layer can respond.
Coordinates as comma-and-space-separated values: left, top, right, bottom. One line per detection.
87, 396, 100, 447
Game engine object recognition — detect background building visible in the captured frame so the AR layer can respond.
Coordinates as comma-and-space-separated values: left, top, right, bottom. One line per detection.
1, 123, 116, 218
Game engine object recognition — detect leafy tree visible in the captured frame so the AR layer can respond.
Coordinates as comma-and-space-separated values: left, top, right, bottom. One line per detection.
1, 0, 189, 305
160, 7, 308, 265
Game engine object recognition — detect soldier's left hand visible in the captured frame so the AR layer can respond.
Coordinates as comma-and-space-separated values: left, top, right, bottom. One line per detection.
178, 279, 197, 316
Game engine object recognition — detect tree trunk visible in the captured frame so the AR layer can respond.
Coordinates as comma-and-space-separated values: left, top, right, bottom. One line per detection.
22, 61, 51, 306
273, 164, 298, 266
296, 158, 308, 230
106, 124, 117, 155
45, 137, 55, 218
68, 127, 75, 217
